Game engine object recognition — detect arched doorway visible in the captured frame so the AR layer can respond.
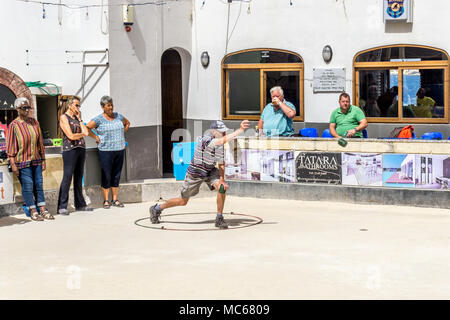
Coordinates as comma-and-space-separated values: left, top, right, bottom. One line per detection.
0, 67, 34, 125
161, 49, 184, 176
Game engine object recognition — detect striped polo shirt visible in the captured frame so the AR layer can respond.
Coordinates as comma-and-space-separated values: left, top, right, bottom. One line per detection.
187, 135, 224, 178
6, 118, 45, 169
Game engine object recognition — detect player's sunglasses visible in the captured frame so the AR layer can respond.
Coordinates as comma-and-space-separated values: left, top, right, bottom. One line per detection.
18, 106, 32, 110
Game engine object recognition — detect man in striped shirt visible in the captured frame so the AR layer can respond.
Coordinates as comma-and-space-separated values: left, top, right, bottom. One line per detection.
150, 119, 250, 229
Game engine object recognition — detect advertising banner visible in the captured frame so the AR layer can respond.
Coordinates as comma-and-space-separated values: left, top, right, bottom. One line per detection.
414, 155, 450, 190
227, 147, 449, 192
295, 152, 342, 184
225, 148, 262, 181
382, 154, 415, 188
342, 153, 383, 186
260, 150, 295, 183
0, 165, 14, 204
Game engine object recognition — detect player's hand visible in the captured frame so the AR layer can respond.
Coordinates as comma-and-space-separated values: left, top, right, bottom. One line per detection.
219, 179, 229, 191
240, 120, 250, 131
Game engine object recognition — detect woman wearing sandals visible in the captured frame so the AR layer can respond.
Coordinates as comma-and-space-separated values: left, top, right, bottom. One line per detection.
6, 97, 53, 221
57, 96, 94, 215
86, 96, 130, 209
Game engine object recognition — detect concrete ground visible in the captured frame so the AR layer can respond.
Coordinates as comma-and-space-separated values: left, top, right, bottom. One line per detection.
1, 196, 450, 300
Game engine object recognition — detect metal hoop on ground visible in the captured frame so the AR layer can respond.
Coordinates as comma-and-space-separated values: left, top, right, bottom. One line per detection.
134, 212, 263, 231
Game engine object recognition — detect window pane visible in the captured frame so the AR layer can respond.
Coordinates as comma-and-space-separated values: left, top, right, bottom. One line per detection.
358, 70, 399, 117
265, 71, 300, 117
403, 69, 444, 118
224, 50, 302, 64
356, 46, 448, 62
228, 70, 260, 116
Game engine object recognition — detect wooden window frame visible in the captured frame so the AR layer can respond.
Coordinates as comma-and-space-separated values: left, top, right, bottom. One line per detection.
222, 49, 304, 121
353, 45, 450, 124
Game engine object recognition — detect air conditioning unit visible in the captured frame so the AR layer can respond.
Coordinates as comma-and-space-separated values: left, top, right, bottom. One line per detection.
383, 0, 413, 23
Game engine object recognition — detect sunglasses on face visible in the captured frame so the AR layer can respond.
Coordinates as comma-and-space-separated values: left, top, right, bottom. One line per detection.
18, 106, 31, 110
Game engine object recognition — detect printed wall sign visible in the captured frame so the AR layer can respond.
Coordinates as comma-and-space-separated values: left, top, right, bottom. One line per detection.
414, 155, 450, 190
342, 153, 383, 186
0, 166, 14, 204
225, 148, 262, 181
295, 152, 342, 184
387, 0, 405, 18
383, 0, 412, 22
227, 146, 450, 192
225, 148, 295, 182
260, 150, 295, 183
382, 154, 415, 188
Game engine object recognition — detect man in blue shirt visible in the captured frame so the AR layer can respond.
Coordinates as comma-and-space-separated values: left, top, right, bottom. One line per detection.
258, 86, 296, 137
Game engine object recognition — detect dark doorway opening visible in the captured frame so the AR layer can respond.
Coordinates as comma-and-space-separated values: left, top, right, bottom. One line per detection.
161, 49, 183, 177
36, 95, 58, 139
0, 84, 17, 126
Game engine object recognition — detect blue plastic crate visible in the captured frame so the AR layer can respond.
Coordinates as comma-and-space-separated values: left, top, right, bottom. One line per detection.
173, 141, 197, 180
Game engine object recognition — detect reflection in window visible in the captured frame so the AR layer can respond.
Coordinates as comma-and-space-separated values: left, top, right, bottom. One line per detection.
355, 45, 449, 122
403, 69, 444, 118
358, 70, 399, 117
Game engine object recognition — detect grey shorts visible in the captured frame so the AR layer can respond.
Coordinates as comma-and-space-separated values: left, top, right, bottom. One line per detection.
180, 168, 221, 199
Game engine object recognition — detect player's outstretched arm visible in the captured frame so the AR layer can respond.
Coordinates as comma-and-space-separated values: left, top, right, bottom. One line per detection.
213, 120, 250, 146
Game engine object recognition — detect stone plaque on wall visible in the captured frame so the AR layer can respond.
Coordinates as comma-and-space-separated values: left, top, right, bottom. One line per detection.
313, 68, 346, 93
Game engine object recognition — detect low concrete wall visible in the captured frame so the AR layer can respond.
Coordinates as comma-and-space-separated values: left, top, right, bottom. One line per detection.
1, 179, 212, 217
228, 180, 450, 209
2, 178, 449, 218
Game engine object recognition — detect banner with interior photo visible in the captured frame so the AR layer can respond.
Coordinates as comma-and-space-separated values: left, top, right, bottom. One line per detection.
342, 153, 383, 186
225, 148, 450, 191
225, 148, 295, 183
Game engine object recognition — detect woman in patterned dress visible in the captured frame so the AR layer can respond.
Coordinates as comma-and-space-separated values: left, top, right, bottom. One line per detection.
86, 96, 130, 209
6, 97, 53, 221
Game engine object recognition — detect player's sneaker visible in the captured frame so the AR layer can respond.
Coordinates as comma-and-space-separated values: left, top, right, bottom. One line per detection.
149, 205, 161, 224
215, 215, 228, 229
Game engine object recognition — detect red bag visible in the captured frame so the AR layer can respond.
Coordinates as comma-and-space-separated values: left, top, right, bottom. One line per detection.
397, 125, 414, 138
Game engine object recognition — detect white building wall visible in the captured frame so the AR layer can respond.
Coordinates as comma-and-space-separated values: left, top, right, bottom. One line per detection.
189, 0, 450, 123
109, 0, 193, 128
0, 0, 110, 122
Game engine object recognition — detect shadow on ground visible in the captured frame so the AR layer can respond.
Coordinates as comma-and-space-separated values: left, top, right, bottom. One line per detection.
0, 216, 30, 227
